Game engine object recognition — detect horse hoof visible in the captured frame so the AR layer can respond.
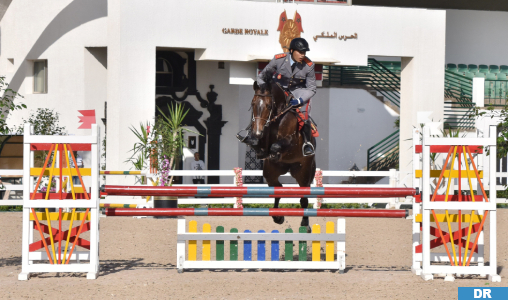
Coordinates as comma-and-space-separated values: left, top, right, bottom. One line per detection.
273, 216, 285, 224
306, 226, 311, 233
300, 219, 309, 227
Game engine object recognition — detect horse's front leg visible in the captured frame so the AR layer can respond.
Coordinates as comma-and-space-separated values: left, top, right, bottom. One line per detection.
264, 161, 288, 225
269, 136, 292, 161
300, 197, 309, 229
272, 196, 284, 224
290, 159, 316, 232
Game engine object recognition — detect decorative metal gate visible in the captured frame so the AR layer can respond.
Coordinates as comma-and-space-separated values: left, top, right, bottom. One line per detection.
244, 148, 264, 184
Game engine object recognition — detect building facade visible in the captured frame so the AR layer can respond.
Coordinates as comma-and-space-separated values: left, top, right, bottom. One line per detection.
0, 0, 456, 184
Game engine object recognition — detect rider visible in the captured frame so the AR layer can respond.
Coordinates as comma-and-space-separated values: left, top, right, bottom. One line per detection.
256, 37, 316, 156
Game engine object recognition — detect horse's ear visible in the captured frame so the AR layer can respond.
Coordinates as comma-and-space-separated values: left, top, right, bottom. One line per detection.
254, 81, 260, 91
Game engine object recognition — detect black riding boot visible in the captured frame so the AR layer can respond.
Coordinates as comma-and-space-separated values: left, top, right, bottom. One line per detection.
302, 120, 315, 156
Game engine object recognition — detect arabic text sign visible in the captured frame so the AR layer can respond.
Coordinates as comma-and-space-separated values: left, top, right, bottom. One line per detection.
314, 32, 357, 42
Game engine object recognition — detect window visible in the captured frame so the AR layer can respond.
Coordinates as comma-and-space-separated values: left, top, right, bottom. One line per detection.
155, 51, 188, 94
156, 58, 173, 88
33, 60, 47, 93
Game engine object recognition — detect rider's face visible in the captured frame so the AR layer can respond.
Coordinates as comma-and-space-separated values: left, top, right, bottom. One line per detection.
291, 50, 306, 63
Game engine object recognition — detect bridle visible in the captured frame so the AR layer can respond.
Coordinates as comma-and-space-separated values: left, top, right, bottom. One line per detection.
252, 93, 274, 129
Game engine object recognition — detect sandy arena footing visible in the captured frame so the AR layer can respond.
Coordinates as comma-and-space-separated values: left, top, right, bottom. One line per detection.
1, 211, 507, 299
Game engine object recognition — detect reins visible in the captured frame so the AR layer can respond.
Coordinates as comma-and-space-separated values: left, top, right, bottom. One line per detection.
252, 89, 294, 126
270, 105, 294, 122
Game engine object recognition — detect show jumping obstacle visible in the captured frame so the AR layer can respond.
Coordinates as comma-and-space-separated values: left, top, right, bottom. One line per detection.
411, 124, 501, 282
17, 122, 501, 281
18, 124, 100, 280
175, 218, 346, 273
104, 193, 408, 273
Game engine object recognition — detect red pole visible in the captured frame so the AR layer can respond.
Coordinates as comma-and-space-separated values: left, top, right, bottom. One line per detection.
106, 208, 408, 218
101, 185, 416, 198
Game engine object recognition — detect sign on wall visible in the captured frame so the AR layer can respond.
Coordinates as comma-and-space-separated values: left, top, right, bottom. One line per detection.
277, 10, 303, 52
78, 110, 96, 129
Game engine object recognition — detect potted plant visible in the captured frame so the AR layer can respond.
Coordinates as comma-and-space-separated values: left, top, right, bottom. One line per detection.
127, 103, 195, 209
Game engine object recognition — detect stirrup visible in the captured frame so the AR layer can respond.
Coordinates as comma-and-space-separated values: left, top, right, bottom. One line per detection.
236, 130, 250, 142
302, 142, 315, 156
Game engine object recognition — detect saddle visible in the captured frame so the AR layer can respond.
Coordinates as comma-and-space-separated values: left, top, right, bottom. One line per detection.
295, 109, 319, 137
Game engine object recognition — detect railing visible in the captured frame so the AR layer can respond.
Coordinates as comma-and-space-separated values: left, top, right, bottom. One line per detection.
444, 70, 473, 106
443, 101, 476, 130
323, 63, 506, 109
368, 59, 400, 107
367, 130, 399, 171
5, 167, 507, 207
0, 169, 406, 208
484, 80, 508, 107
0, 170, 23, 205
323, 58, 400, 108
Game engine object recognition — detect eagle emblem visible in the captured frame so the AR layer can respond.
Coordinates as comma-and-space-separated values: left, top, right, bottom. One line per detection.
277, 10, 304, 52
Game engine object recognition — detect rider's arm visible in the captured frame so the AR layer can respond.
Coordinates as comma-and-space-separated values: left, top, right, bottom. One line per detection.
257, 56, 278, 87
292, 63, 317, 104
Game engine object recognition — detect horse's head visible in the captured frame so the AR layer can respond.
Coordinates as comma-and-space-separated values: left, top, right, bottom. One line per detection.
251, 81, 274, 140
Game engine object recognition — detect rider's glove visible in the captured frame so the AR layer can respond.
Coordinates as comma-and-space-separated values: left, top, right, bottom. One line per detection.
289, 97, 304, 107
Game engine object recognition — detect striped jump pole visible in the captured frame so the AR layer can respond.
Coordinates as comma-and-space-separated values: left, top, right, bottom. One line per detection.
100, 171, 146, 175
106, 208, 408, 218
101, 185, 417, 198
100, 203, 137, 208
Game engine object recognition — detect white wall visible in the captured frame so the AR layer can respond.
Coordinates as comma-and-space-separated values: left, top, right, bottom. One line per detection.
0, 0, 446, 183
105, 0, 445, 180
0, 0, 107, 134
237, 84, 256, 171
196, 61, 241, 183
310, 88, 330, 171
328, 88, 399, 183
446, 9, 508, 65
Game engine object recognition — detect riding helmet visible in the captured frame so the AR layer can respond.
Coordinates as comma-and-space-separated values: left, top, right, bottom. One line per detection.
289, 38, 310, 52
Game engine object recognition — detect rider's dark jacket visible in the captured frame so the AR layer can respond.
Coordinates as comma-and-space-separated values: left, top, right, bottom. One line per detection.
257, 53, 317, 113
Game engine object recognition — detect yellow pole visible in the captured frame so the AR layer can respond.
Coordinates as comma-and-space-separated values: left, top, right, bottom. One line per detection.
45, 144, 59, 263
325, 222, 334, 262
62, 144, 77, 264
188, 221, 197, 261
428, 147, 456, 264
202, 223, 211, 261
312, 224, 321, 262
462, 146, 477, 266
465, 146, 490, 266
443, 146, 458, 266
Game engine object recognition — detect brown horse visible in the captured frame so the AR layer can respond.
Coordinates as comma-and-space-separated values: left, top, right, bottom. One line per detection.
248, 81, 316, 228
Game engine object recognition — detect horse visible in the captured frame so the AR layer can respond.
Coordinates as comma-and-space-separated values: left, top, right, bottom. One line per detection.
248, 80, 316, 229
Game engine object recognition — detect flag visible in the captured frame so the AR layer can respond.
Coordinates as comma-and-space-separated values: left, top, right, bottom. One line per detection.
294, 11, 303, 33
277, 10, 287, 31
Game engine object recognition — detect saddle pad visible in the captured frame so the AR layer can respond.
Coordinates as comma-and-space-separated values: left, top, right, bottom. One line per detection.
296, 109, 319, 137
